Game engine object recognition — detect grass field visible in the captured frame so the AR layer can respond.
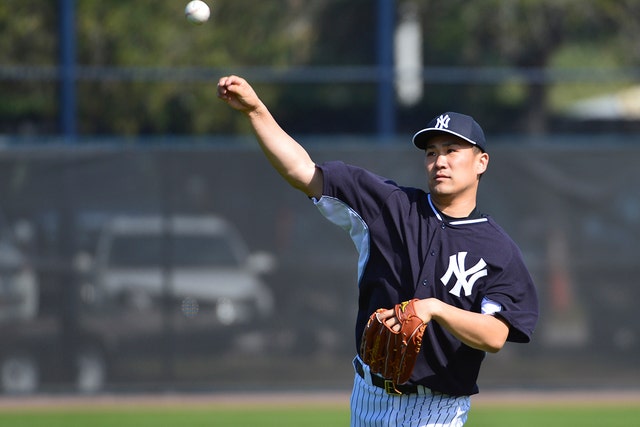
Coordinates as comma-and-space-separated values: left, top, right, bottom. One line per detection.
0, 392, 638, 426
467, 405, 639, 427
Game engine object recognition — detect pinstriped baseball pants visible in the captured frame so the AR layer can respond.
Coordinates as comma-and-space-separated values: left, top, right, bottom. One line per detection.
350, 357, 470, 427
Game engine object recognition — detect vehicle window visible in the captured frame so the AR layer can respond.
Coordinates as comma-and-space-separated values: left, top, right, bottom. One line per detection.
108, 235, 240, 268
173, 235, 240, 267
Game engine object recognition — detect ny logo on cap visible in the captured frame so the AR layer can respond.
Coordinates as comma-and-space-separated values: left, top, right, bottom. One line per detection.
435, 114, 451, 130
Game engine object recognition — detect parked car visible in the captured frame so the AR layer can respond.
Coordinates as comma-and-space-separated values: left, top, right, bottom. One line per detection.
1, 214, 277, 394
89, 214, 275, 326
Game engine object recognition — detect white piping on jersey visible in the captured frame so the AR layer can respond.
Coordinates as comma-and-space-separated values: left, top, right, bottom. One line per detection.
428, 193, 488, 225
428, 193, 444, 221
314, 196, 370, 283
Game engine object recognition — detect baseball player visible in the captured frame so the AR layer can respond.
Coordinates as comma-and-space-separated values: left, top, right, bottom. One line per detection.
217, 75, 539, 427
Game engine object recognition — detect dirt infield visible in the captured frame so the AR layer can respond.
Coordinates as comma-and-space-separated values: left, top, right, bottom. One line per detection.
0, 389, 639, 410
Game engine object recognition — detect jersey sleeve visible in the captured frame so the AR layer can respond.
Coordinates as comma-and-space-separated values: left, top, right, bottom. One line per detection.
485, 243, 539, 343
315, 161, 399, 222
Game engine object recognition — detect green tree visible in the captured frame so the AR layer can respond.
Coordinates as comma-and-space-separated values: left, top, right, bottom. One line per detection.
0, 0, 58, 133
418, 0, 640, 133
2, 0, 640, 136
74, 0, 320, 135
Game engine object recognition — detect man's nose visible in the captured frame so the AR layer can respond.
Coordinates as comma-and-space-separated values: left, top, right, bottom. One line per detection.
434, 153, 447, 167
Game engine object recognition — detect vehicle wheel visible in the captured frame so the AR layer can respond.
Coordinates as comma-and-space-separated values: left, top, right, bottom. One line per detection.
76, 348, 107, 393
1, 354, 38, 394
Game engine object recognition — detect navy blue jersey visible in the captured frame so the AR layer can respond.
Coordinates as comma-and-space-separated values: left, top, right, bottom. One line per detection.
314, 161, 538, 396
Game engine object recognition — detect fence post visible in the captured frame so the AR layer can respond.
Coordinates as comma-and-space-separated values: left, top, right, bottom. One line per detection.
376, 0, 396, 141
59, 0, 77, 141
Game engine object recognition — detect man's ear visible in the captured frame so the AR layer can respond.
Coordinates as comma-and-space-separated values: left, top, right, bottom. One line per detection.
477, 152, 489, 175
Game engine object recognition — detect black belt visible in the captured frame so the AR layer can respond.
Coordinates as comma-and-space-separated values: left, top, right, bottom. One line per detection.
353, 357, 420, 395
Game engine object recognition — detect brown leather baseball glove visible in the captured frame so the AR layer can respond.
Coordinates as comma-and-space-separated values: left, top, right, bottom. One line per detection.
359, 298, 427, 389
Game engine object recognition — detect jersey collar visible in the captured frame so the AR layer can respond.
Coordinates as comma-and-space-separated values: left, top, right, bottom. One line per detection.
427, 194, 488, 225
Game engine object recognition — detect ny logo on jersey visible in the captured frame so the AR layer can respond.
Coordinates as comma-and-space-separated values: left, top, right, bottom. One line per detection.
435, 114, 451, 130
440, 252, 487, 297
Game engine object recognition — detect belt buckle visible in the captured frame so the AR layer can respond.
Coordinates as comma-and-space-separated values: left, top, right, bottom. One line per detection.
384, 380, 402, 395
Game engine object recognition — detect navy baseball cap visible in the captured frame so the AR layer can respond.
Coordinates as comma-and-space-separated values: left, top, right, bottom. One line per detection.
412, 112, 487, 152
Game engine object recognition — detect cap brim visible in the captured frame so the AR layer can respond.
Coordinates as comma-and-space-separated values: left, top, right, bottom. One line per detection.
412, 128, 481, 150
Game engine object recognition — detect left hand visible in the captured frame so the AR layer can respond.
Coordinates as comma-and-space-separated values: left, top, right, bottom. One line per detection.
376, 299, 437, 332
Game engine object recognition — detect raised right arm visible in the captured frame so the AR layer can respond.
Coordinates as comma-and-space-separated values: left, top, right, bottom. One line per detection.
217, 75, 323, 199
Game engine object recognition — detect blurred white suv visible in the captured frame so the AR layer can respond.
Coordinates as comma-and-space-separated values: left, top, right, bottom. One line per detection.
91, 215, 275, 325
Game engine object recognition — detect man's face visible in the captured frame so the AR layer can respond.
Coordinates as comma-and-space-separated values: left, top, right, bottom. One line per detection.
423, 134, 489, 198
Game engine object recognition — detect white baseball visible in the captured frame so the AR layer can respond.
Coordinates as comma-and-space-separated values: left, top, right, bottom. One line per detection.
185, 0, 210, 25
